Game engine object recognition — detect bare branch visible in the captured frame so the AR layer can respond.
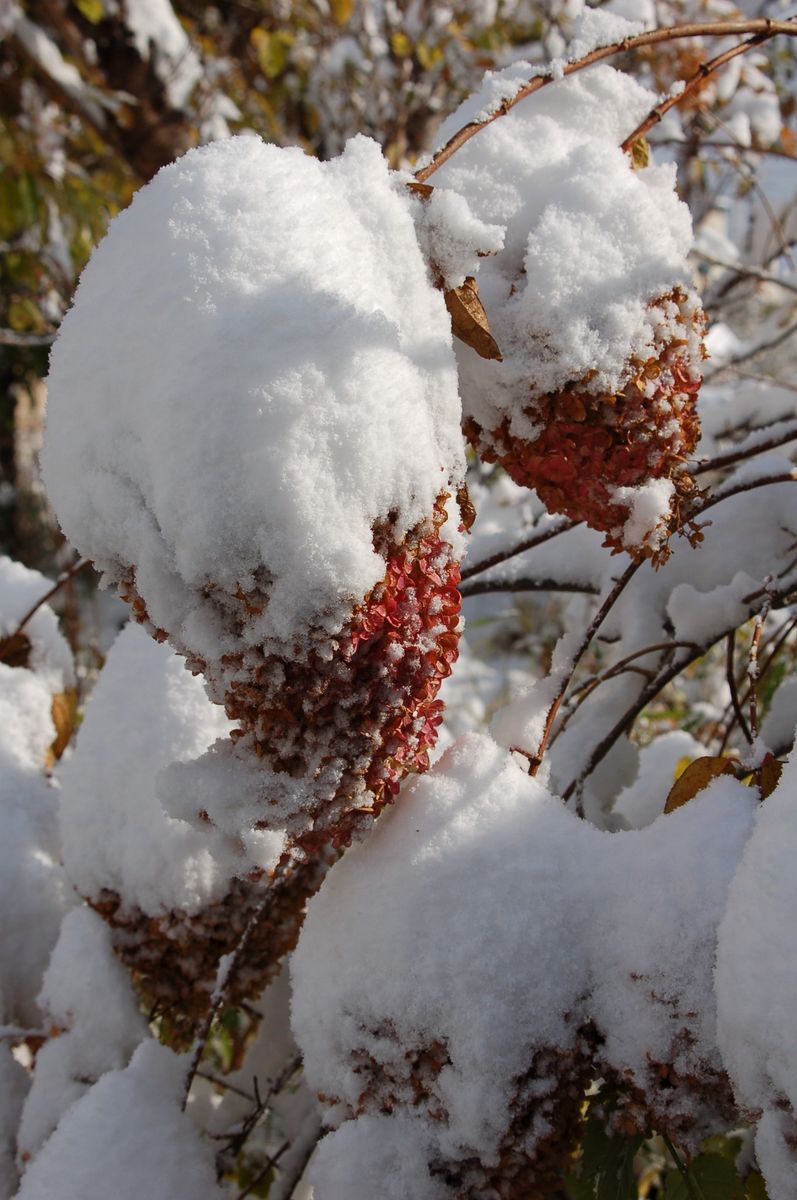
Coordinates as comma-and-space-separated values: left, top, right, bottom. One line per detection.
0, 558, 93, 662
415, 19, 797, 183
621, 30, 775, 153
460, 517, 578, 583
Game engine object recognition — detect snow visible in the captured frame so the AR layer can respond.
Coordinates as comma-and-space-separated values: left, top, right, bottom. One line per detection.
43, 134, 465, 658
613, 730, 704, 829
292, 732, 757, 1183
0, 560, 73, 1029
16, 908, 147, 1162
716, 751, 797, 1196
58, 623, 242, 915
613, 478, 675, 554
123, 0, 202, 108
16, 1041, 224, 1200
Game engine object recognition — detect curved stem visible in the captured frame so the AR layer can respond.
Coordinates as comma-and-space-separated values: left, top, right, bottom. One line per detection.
620, 30, 774, 153
415, 19, 797, 183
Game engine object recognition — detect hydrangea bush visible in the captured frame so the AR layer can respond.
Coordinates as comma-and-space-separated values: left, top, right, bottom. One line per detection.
2, 7, 797, 1200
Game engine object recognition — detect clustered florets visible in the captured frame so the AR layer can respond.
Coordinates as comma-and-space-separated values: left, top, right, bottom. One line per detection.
465, 288, 706, 562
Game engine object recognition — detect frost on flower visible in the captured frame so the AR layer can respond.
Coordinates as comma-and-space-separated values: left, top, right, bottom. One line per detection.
429, 65, 705, 559
291, 733, 757, 1197
43, 133, 469, 1028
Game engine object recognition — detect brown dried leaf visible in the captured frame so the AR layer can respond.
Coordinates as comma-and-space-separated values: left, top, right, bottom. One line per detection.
755, 755, 783, 800
664, 755, 736, 814
456, 483, 477, 533
406, 181, 434, 201
48, 688, 79, 767
444, 277, 502, 362
0, 631, 32, 668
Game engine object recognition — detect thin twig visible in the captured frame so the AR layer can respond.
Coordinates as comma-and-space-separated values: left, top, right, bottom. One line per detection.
415, 19, 797, 183
748, 604, 769, 741
460, 575, 599, 598
697, 469, 797, 515
694, 250, 797, 298
726, 631, 753, 744
562, 576, 797, 802
527, 558, 642, 778
460, 517, 578, 582
620, 30, 774, 152
182, 890, 277, 1109
703, 317, 797, 382
0, 557, 92, 660
690, 423, 797, 475
235, 1140, 290, 1200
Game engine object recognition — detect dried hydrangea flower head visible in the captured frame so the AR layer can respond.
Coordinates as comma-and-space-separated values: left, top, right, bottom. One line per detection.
43, 134, 468, 1032
431, 64, 706, 561
292, 735, 758, 1198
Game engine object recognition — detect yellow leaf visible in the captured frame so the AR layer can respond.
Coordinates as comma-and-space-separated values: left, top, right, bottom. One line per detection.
48, 688, 79, 767
444, 277, 502, 362
74, 0, 105, 22
390, 31, 412, 58
629, 136, 651, 169
673, 754, 693, 782
250, 28, 290, 79
330, 0, 354, 25
664, 756, 736, 814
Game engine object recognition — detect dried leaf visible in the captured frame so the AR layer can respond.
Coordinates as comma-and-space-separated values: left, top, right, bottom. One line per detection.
664, 755, 736, 814
456, 483, 477, 532
0, 631, 31, 668
444, 276, 502, 362
330, 0, 354, 25
629, 136, 651, 170
755, 755, 783, 800
406, 181, 434, 201
48, 688, 79, 766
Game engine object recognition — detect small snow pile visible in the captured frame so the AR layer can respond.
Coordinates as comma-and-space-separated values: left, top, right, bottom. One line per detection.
716, 752, 797, 1200
292, 732, 757, 1198
44, 134, 468, 876
16, 1040, 224, 1200
58, 622, 237, 914
430, 65, 705, 559
0, 558, 73, 1028
16, 907, 147, 1164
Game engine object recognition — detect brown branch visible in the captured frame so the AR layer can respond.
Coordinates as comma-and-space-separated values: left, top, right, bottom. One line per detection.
703, 317, 797, 381
620, 31, 776, 153
460, 575, 599, 598
527, 558, 642, 779
0, 558, 92, 662
690, 423, 797, 475
460, 517, 578, 582
415, 19, 797, 183
561, 576, 797, 802
235, 1140, 290, 1200
726, 630, 753, 744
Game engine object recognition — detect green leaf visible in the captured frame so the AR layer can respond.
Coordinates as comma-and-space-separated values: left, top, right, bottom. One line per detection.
665, 1153, 745, 1200
745, 1172, 769, 1200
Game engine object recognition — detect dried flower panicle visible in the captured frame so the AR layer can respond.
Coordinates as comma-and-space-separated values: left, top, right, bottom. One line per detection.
465, 287, 706, 563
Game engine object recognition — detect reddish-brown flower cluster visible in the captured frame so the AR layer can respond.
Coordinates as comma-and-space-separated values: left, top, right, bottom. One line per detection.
104, 494, 465, 1039
465, 289, 705, 562
222, 492, 463, 855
